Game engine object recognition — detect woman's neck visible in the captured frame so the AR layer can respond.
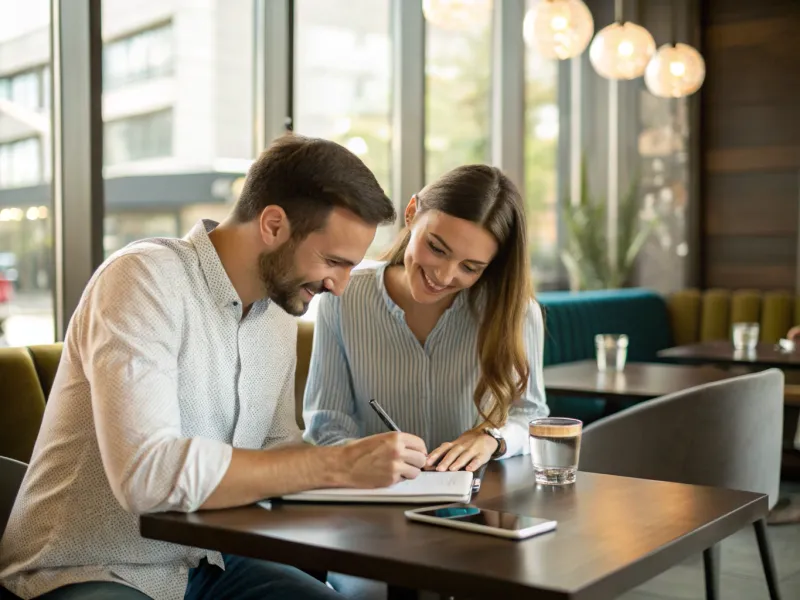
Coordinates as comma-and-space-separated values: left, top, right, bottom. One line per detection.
384, 264, 456, 343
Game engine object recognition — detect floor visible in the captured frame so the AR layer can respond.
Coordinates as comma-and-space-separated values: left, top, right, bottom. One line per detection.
619, 481, 800, 600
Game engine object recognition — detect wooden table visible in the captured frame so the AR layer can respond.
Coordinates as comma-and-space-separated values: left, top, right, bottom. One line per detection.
657, 341, 800, 407
658, 340, 800, 369
140, 456, 767, 600
543, 360, 734, 413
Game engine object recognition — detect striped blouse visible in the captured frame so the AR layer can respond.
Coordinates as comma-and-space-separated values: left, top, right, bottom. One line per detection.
302, 262, 549, 457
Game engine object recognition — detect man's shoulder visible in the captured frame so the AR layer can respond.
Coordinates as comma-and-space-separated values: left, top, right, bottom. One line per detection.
95, 238, 194, 284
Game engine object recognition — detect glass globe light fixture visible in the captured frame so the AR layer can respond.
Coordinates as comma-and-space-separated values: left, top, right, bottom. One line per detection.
589, 21, 655, 80
422, 0, 492, 32
644, 43, 706, 98
523, 0, 594, 60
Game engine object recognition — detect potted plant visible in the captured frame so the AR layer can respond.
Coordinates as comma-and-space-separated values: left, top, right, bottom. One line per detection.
560, 164, 658, 291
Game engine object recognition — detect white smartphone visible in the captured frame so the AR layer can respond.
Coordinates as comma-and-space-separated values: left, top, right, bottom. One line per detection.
405, 503, 557, 540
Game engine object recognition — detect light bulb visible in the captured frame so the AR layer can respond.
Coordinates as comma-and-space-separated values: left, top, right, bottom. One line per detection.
422, 0, 492, 32
589, 21, 655, 80
523, 0, 594, 60
645, 43, 705, 98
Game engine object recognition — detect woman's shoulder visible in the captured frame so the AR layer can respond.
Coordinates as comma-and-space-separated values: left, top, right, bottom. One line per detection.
328, 260, 386, 309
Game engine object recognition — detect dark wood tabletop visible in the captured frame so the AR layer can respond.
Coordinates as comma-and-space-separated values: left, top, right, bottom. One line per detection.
658, 340, 800, 369
140, 456, 767, 600
543, 360, 733, 401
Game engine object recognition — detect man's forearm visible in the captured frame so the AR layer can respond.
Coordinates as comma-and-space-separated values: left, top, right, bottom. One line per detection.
200, 444, 347, 510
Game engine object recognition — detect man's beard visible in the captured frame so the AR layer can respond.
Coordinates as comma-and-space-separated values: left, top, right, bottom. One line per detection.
258, 240, 324, 316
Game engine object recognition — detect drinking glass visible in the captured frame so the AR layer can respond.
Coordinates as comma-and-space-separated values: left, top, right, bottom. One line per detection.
731, 322, 759, 352
595, 334, 629, 372
529, 417, 583, 485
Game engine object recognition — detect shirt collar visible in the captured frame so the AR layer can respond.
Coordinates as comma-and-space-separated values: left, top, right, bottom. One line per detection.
186, 219, 242, 310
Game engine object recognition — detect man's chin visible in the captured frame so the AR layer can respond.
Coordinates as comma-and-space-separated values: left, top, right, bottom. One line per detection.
274, 297, 309, 317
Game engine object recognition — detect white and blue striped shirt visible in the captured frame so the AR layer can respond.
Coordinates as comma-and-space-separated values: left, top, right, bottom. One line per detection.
302, 263, 548, 457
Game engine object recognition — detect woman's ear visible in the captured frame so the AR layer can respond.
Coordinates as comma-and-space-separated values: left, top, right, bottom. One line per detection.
405, 195, 418, 226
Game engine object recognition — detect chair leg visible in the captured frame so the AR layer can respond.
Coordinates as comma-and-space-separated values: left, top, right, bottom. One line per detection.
753, 518, 782, 600
703, 544, 720, 600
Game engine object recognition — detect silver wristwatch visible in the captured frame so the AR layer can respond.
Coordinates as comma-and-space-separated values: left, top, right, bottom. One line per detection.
483, 427, 506, 458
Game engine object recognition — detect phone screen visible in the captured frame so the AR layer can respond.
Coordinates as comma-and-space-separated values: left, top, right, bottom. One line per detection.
414, 505, 550, 531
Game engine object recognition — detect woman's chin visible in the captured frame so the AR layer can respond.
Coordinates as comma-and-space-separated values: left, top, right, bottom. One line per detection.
409, 282, 453, 305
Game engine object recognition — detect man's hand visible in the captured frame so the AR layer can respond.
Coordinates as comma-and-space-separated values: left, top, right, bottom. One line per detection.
424, 430, 497, 473
340, 432, 428, 488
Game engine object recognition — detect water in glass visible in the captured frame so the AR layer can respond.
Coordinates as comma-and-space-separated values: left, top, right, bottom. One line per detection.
529, 417, 582, 485
731, 322, 759, 352
595, 334, 628, 371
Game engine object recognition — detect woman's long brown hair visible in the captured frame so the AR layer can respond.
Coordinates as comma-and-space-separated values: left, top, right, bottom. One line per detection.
382, 165, 533, 428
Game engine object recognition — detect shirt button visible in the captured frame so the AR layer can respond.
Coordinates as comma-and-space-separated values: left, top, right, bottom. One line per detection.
232, 301, 239, 307
179, 566, 188, 574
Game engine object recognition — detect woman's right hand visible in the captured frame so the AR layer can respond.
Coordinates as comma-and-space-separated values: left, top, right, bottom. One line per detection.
340, 432, 428, 488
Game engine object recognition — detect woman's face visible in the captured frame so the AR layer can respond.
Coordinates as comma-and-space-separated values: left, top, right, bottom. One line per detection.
403, 204, 498, 305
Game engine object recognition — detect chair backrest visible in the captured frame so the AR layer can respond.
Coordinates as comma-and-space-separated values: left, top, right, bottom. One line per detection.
0, 456, 27, 541
537, 288, 673, 366
580, 369, 784, 508
0, 347, 47, 463
668, 288, 798, 344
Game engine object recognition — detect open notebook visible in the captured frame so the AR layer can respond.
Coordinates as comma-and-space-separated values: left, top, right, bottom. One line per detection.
280, 471, 474, 504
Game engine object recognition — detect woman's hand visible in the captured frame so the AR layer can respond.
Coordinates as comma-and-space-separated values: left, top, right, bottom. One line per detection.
424, 430, 498, 472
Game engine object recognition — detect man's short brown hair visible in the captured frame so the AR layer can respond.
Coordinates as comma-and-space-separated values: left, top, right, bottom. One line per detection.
233, 134, 396, 238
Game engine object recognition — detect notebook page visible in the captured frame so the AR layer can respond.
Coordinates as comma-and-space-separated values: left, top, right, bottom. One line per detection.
284, 471, 473, 498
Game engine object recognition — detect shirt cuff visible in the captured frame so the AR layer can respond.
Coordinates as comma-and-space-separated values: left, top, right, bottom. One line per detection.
498, 421, 530, 459
169, 437, 233, 512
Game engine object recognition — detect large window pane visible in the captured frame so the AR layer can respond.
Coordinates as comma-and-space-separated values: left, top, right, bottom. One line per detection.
424, 1, 493, 183
293, 0, 393, 258
524, 0, 560, 284
102, 0, 255, 257
0, 0, 54, 346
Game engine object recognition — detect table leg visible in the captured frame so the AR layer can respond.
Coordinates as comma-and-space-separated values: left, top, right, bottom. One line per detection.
702, 544, 720, 600
387, 586, 421, 600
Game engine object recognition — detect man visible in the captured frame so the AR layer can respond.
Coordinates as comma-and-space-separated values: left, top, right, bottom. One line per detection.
0, 135, 428, 600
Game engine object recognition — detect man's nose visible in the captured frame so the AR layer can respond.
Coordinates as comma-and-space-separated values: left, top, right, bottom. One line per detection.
325, 270, 352, 296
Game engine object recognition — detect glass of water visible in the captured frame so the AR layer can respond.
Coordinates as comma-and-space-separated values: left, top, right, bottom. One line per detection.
595, 334, 629, 372
731, 322, 759, 352
529, 417, 583, 485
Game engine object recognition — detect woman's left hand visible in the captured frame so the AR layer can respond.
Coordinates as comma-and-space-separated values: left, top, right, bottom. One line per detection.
424, 430, 498, 472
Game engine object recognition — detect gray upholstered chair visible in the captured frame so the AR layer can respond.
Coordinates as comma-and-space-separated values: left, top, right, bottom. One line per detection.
0, 456, 27, 541
580, 369, 784, 600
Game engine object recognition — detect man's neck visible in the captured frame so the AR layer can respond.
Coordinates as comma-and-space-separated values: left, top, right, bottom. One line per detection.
208, 219, 263, 308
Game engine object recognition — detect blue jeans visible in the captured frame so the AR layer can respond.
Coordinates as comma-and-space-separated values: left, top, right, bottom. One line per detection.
3, 554, 342, 599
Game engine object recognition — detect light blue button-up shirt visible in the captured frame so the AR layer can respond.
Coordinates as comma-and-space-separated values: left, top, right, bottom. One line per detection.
302, 263, 548, 457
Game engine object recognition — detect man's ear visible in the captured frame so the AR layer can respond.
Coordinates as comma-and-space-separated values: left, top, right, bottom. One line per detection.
405, 195, 418, 227
259, 205, 291, 247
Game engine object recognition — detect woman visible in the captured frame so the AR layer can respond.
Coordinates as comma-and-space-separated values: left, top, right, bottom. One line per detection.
303, 165, 548, 472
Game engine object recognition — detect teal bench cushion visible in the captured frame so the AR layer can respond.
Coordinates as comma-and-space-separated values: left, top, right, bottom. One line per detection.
537, 288, 674, 423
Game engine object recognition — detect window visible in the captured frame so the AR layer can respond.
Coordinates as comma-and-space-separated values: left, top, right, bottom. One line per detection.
0, 67, 48, 111
104, 23, 174, 90
0, 0, 54, 346
425, 2, 494, 183
0, 137, 42, 188
524, 0, 560, 284
102, 0, 254, 257
104, 109, 173, 165
104, 213, 179, 258
293, 0, 393, 258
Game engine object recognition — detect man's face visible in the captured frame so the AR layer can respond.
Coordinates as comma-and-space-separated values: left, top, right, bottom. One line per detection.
258, 207, 377, 316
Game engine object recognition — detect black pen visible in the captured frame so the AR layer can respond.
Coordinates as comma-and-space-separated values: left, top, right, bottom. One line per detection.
369, 399, 401, 432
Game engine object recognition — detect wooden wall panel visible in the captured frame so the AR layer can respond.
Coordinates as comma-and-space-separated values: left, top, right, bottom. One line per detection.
701, 0, 800, 291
